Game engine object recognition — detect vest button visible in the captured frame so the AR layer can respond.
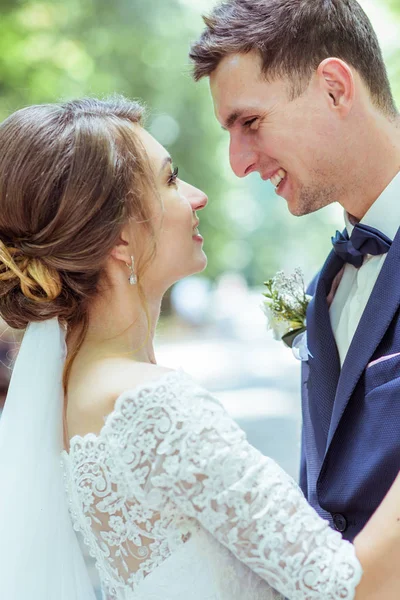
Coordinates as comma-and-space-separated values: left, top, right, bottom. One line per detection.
333, 513, 348, 533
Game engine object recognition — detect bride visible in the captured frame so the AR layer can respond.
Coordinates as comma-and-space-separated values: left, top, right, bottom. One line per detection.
0, 96, 399, 600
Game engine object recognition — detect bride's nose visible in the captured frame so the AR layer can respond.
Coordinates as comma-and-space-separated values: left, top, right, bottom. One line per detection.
180, 181, 208, 211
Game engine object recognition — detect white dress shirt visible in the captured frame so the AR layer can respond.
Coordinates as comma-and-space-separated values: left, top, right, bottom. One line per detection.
330, 171, 400, 366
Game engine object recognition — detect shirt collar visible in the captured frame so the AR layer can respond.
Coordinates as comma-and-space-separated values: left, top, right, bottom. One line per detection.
345, 170, 400, 239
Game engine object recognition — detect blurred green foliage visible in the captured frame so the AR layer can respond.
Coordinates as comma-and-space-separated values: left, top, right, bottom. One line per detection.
0, 0, 398, 285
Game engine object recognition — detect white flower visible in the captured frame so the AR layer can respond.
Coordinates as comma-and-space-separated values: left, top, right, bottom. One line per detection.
262, 302, 292, 340
262, 268, 311, 348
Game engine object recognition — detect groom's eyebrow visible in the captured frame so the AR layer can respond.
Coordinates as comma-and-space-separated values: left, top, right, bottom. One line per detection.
222, 107, 262, 131
222, 111, 244, 131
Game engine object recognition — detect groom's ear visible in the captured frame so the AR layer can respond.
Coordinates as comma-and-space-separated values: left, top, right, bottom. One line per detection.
316, 58, 354, 116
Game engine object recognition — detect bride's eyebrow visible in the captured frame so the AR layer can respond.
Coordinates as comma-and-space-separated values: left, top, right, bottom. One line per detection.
159, 156, 172, 174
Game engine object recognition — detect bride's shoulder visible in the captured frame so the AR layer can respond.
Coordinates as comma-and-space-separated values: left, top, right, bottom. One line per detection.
66, 359, 179, 442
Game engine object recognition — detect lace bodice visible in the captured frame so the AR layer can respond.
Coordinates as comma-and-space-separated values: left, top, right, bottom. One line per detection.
61, 370, 362, 600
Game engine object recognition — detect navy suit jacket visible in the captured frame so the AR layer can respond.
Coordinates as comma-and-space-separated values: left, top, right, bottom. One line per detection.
300, 227, 400, 542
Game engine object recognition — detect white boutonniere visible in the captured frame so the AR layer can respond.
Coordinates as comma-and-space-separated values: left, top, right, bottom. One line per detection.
262, 268, 312, 360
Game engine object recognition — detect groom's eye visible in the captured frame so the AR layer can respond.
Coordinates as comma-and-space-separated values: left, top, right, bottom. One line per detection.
243, 117, 258, 130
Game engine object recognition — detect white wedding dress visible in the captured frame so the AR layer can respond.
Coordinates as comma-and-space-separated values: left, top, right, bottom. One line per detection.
61, 369, 362, 600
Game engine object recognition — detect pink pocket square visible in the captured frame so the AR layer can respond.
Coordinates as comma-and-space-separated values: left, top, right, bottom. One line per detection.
367, 352, 400, 368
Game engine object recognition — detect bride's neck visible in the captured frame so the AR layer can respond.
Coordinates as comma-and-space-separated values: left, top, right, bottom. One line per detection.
70, 288, 162, 366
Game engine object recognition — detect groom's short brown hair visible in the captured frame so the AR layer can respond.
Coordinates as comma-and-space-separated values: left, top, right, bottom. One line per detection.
190, 0, 397, 117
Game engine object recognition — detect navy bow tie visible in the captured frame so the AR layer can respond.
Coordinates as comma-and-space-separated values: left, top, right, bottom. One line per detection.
332, 223, 392, 268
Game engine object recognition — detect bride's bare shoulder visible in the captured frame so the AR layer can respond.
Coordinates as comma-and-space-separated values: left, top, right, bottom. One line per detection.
66, 358, 174, 442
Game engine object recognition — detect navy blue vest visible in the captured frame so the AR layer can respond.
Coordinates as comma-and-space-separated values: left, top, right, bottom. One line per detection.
300, 227, 400, 541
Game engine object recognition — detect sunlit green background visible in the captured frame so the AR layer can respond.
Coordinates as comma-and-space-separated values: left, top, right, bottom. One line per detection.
0, 0, 398, 285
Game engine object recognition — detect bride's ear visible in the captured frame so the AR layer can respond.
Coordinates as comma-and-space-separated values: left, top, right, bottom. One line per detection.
110, 225, 133, 264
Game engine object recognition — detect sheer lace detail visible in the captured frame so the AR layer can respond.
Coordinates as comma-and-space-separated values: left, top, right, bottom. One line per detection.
61, 370, 362, 600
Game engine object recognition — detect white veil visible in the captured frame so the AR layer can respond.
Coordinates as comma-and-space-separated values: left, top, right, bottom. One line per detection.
0, 318, 97, 599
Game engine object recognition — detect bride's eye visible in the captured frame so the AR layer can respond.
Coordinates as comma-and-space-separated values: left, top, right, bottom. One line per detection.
167, 166, 179, 186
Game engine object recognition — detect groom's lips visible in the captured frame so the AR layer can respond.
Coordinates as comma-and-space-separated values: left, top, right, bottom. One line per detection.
274, 172, 290, 199
271, 168, 287, 188
261, 167, 286, 183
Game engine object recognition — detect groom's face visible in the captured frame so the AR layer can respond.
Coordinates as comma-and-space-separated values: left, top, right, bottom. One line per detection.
210, 51, 343, 216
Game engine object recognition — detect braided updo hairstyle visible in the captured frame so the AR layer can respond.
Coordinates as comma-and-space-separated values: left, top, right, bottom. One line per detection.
0, 96, 156, 391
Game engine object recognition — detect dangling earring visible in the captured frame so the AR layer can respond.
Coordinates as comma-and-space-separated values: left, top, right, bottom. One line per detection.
126, 255, 137, 285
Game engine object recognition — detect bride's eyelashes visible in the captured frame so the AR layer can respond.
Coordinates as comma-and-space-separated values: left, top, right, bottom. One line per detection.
167, 166, 179, 186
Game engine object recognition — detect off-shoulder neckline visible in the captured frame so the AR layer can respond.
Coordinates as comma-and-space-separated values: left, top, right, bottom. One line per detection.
63, 368, 193, 456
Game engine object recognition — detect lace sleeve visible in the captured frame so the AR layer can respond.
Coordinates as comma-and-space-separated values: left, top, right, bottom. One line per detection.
106, 371, 362, 600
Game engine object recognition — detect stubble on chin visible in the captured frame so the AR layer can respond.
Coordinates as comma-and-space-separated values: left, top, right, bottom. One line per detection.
289, 184, 338, 217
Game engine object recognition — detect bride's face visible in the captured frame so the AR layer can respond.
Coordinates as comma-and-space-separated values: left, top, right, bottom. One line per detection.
135, 127, 208, 292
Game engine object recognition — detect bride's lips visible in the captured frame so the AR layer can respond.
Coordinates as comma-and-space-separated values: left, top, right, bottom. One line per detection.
192, 221, 203, 242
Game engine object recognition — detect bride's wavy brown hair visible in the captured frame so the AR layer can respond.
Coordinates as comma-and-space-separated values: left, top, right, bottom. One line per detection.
0, 96, 157, 396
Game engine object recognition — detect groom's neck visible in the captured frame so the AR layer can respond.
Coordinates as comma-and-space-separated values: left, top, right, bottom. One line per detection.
340, 115, 400, 220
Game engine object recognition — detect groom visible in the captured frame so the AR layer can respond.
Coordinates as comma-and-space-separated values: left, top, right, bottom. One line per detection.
190, 0, 400, 541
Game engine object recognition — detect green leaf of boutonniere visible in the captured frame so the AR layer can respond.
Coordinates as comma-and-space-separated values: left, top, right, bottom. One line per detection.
262, 268, 311, 345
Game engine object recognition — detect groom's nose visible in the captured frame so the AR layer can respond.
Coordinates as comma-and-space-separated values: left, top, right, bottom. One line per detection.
229, 134, 258, 178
